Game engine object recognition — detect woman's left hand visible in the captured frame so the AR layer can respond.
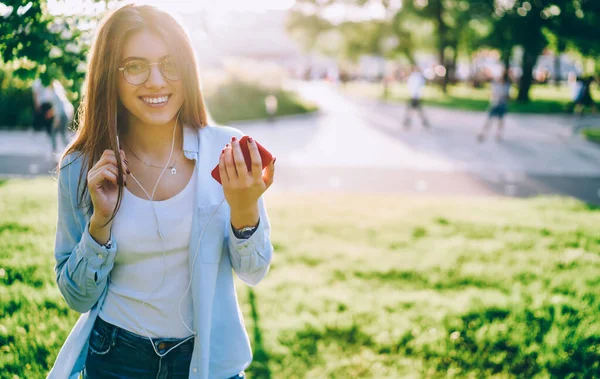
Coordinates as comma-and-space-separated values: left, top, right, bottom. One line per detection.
219, 136, 275, 228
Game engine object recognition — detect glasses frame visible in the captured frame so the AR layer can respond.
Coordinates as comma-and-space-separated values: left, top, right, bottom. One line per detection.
118, 58, 181, 86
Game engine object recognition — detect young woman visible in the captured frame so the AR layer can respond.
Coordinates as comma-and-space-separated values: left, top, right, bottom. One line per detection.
48, 5, 275, 379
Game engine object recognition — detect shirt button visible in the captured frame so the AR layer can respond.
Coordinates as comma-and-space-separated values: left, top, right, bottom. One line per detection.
192, 368, 198, 372
97, 253, 103, 259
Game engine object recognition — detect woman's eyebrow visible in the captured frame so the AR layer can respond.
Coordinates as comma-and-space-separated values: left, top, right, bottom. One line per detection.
121, 54, 172, 63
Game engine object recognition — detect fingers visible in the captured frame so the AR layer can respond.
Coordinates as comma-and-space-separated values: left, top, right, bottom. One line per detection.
99, 149, 129, 173
218, 148, 230, 186
90, 149, 129, 186
230, 136, 249, 181
221, 136, 275, 191
247, 137, 263, 182
88, 165, 119, 188
262, 157, 276, 189
89, 162, 125, 186
223, 143, 237, 182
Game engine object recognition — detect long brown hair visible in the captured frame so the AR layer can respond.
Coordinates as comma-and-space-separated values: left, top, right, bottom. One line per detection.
59, 4, 208, 225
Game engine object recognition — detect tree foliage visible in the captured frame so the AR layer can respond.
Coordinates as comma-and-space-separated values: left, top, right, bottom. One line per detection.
0, 0, 102, 97
287, 0, 600, 102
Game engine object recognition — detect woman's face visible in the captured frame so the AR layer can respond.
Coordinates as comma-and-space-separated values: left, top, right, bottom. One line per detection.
117, 29, 185, 127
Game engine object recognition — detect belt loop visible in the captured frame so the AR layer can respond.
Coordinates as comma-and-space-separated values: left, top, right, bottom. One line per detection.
110, 323, 119, 347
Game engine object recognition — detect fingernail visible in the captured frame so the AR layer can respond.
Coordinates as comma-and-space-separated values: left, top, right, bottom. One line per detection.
124, 181, 127, 187
231, 136, 237, 142
221, 149, 225, 154
248, 137, 254, 143
226, 144, 230, 148
126, 168, 131, 175
273, 157, 277, 164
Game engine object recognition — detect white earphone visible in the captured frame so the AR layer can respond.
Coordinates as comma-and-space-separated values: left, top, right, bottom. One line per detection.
115, 110, 225, 357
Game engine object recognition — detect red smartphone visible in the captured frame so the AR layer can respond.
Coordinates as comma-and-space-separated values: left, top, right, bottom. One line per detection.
211, 135, 274, 184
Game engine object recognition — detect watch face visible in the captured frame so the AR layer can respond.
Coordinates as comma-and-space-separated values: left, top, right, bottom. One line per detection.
234, 226, 257, 239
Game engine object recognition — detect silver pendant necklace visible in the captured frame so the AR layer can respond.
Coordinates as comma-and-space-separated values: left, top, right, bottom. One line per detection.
123, 141, 180, 175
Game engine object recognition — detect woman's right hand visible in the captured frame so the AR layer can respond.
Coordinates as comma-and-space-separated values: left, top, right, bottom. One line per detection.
87, 149, 129, 228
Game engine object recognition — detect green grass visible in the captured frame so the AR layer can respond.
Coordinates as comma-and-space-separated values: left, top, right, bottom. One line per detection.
2, 179, 600, 378
205, 79, 318, 124
582, 128, 600, 145
344, 82, 600, 114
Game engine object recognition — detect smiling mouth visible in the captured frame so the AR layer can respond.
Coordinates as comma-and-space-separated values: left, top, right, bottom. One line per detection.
140, 95, 171, 105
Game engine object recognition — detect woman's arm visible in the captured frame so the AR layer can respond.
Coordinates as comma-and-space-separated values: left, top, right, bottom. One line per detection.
54, 155, 118, 313
227, 196, 273, 286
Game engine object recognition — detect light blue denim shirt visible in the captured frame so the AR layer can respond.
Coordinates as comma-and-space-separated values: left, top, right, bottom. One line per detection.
47, 124, 273, 379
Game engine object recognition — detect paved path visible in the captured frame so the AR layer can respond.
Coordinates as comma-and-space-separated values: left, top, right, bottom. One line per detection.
1, 81, 600, 203
233, 81, 600, 203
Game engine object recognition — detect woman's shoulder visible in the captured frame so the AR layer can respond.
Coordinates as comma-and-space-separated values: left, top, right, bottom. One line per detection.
59, 150, 87, 170
198, 125, 245, 148
201, 124, 244, 139
55, 151, 88, 187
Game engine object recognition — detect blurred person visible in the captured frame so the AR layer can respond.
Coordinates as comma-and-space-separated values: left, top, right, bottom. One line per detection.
49, 79, 75, 158
32, 78, 75, 158
477, 72, 511, 143
568, 73, 583, 113
48, 5, 275, 379
574, 76, 597, 117
264, 94, 278, 123
402, 65, 430, 129
31, 77, 55, 133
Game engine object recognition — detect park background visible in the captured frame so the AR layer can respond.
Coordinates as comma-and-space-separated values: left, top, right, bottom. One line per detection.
1, 0, 600, 378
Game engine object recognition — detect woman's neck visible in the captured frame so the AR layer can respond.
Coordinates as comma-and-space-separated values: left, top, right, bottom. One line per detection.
120, 116, 183, 163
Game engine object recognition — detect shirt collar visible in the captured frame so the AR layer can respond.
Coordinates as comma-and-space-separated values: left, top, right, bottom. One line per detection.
182, 123, 199, 157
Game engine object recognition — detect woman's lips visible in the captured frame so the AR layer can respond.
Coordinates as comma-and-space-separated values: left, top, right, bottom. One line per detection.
140, 95, 171, 108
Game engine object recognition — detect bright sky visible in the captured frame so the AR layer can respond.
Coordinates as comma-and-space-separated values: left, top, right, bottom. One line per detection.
48, 0, 297, 16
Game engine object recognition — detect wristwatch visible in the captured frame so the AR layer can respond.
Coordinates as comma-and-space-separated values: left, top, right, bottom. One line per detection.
101, 239, 113, 249
232, 219, 259, 239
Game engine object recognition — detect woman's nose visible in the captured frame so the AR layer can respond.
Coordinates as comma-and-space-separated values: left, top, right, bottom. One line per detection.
144, 64, 167, 88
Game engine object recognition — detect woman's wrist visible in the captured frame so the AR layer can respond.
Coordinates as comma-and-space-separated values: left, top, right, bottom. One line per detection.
230, 204, 259, 230
89, 215, 112, 246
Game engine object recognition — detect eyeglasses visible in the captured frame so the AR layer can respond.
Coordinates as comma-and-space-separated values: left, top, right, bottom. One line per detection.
118, 57, 181, 86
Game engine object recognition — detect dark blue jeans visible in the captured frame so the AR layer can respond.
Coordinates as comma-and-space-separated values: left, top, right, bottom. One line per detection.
84, 316, 245, 379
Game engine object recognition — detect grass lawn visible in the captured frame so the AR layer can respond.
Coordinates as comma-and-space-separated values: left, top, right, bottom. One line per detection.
205, 79, 318, 125
344, 81, 600, 114
1, 179, 600, 378
582, 128, 600, 145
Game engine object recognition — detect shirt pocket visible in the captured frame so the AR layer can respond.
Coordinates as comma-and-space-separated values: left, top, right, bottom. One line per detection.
197, 204, 228, 264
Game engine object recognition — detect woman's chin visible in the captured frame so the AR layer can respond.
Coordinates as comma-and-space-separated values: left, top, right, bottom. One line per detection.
139, 113, 178, 126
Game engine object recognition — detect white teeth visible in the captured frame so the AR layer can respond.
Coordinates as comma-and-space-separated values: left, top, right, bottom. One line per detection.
142, 95, 169, 104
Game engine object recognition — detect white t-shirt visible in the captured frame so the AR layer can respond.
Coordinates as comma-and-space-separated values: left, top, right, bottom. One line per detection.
99, 167, 197, 338
407, 72, 425, 99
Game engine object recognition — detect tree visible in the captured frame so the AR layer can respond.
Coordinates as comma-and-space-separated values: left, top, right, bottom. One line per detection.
286, 10, 334, 53
485, 0, 600, 102
0, 0, 100, 98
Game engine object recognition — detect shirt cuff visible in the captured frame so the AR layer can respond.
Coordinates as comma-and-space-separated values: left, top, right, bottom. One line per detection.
79, 222, 117, 269
229, 217, 266, 256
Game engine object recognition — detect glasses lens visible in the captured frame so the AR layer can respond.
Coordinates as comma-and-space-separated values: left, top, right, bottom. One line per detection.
124, 60, 149, 85
161, 58, 181, 81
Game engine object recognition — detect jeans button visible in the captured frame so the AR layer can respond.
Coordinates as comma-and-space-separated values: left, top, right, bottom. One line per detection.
158, 342, 166, 349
